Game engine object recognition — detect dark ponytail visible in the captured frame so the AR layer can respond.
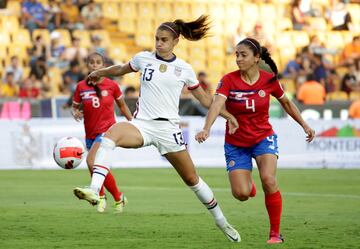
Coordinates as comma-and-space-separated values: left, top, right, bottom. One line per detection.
86, 52, 105, 98
238, 38, 278, 82
159, 15, 211, 41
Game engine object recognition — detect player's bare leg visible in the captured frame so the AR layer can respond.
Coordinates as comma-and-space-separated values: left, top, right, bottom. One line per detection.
228, 169, 255, 201
256, 154, 284, 244
165, 150, 240, 242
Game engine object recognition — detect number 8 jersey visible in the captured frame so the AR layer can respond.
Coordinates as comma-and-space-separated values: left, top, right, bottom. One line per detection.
73, 78, 122, 139
129, 51, 199, 122
216, 70, 285, 147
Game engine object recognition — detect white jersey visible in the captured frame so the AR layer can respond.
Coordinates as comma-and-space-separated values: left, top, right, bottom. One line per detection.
129, 51, 199, 122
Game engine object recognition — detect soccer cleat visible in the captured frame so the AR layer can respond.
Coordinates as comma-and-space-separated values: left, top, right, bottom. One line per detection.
216, 222, 241, 242
114, 194, 128, 214
267, 234, 284, 244
97, 196, 107, 213
73, 187, 100, 206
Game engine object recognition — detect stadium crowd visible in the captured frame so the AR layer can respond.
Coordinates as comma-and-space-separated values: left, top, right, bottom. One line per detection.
0, 0, 359, 114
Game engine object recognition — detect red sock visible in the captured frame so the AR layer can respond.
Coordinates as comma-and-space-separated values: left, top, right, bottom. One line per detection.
104, 171, 121, 202
265, 191, 282, 237
89, 169, 105, 196
249, 180, 257, 197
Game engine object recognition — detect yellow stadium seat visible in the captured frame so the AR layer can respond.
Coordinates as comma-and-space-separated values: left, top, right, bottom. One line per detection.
8, 45, 27, 58
47, 67, 63, 96
207, 58, 225, 74
225, 55, 237, 72
291, 31, 309, 49
123, 72, 140, 88
347, 4, 360, 23
119, 2, 137, 19
12, 29, 32, 47
275, 32, 293, 48
32, 29, 50, 44
326, 31, 344, 50
0, 46, 7, 66
135, 33, 153, 48
258, 4, 276, 21
72, 30, 91, 48
0, 31, 11, 45
309, 17, 328, 31
190, 3, 208, 19
6, 1, 21, 16
225, 2, 241, 24
341, 31, 353, 44
326, 91, 348, 101
118, 17, 136, 34
102, 2, 120, 21
191, 57, 206, 72
280, 78, 296, 94
276, 17, 293, 31
53, 29, 71, 47
22, 66, 31, 78
349, 92, 360, 101
138, 2, 155, 19
278, 46, 297, 71
188, 46, 206, 60
155, 2, 173, 20
208, 3, 225, 21
135, 19, 154, 35
173, 46, 189, 61
241, 3, 259, 25
91, 30, 111, 48
1, 16, 20, 34
108, 43, 128, 63
172, 2, 190, 20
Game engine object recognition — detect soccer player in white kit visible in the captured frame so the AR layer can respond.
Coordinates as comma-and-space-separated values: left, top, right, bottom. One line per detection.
73, 15, 241, 242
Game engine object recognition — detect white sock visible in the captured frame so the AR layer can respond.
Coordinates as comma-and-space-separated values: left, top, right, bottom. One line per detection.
90, 137, 116, 193
190, 177, 227, 227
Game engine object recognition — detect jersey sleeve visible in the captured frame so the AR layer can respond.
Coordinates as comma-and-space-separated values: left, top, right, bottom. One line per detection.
215, 76, 230, 99
271, 80, 285, 99
112, 81, 122, 100
184, 66, 200, 90
73, 83, 81, 104
129, 52, 142, 72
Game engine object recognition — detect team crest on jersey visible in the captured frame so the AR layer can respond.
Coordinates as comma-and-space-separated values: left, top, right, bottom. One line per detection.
101, 90, 108, 97
258, 90, 266, 97
159, 64, 167, 73
174, 66, 182, 77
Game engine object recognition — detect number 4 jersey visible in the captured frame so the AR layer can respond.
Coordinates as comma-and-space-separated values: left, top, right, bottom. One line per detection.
216, 70, 285, 147
73, 78, 122, 139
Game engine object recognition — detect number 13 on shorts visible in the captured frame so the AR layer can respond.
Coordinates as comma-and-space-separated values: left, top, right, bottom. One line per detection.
173, 131, 186, 146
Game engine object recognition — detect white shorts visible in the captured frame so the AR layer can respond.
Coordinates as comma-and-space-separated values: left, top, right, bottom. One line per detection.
130, 118, 186, 155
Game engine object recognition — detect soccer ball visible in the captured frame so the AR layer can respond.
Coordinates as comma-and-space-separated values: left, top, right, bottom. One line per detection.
53, 137, 85, 169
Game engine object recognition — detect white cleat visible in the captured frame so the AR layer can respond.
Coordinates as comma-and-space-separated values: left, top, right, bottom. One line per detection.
73, 187, 100, 206
97, 196, 107, 213
217, 222, 241, 242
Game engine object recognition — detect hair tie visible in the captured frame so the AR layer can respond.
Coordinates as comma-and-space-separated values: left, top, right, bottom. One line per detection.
161, 24, 179, 37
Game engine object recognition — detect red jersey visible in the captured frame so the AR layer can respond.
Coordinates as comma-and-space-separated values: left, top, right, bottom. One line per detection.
216, 70, 284, 147
73, 78, 122, 139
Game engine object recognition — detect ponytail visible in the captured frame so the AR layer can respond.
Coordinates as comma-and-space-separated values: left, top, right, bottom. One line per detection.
238, 38, 278, 82
86, 52, 106, 98
159, 15, 211, 41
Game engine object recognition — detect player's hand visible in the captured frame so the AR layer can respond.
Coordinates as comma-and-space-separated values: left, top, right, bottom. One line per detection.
303, 124, 315, 143
227, 116, 239, 135
87, 70, 101, 85
195, 129, 209, 143
72, 109, 84, 122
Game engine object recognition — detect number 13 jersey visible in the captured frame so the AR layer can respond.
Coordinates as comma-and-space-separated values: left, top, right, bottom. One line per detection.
216, 70, 285, 147
129, 51, 199, 122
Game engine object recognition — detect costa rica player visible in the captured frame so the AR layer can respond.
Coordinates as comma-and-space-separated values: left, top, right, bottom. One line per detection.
195, 38, 315, 244
72, 52, 132, 213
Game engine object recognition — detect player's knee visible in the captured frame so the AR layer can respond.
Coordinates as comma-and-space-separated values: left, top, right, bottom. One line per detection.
183, 174, 199, 186
232, 189, 249, 201
261, 175, 277, 191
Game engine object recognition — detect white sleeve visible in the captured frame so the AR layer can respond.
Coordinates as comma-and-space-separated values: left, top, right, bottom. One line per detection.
129, 52, 142, 72
184, 66, 199, 90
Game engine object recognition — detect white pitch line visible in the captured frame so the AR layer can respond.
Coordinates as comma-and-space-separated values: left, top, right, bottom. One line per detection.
123, 186, 360, 200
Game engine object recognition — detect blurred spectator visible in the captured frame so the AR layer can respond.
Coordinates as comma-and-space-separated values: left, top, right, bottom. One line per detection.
197, 71, 212, 94
340, 60, 360, 95
349, 99, 360, 119
312, 54, 327, 86
64, 37, 88, 64
0, 72, 18, 98
325, 0, 353, 31
61, 60, 85, 95
18, 78, 40, 99
291, 0, 310, 30
247, 23, 273, 50
80, 0, 102, 30
49, 31, 66, 68
3, 56, 23, 85
124, 86, 138, 98
227, 24, 246, 54
21, 0, 48, 33
326, 69, 340, 93
60, 0, 82, 30
282, 53, 303, 79
297, 74, 326, 105
340, 36, 360, 65
89, 34, 107, 56
44, 0, 61, 30
30, 35, 50, 66
30, 56, 47, 81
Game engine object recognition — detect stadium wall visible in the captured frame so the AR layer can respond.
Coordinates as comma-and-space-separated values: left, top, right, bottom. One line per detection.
0, 117, 359, 170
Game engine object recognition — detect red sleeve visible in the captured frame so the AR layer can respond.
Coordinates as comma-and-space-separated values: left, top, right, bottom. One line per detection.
215, 75, 231, 98
271, 80, 285, 99
112, 80, 122, 99
73, 82, 81, 104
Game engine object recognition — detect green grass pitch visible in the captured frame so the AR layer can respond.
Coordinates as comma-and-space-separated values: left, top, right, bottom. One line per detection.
0, 168, 359, 249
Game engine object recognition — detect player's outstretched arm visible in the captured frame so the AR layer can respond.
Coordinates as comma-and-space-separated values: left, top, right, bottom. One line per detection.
87, 63, 133, 85
278, 95, 315, 142
115, 97, 133, 121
